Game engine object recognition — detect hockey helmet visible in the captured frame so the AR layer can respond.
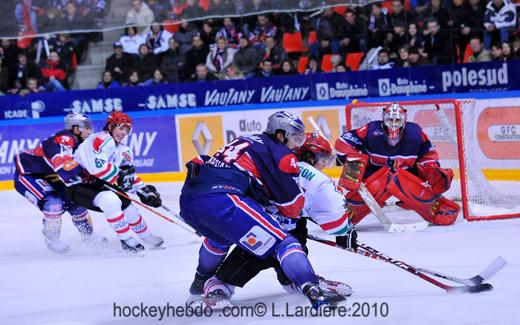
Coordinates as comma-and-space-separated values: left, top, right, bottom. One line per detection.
382, 103, 407, 146
265, 111, 305, 148
104, 111, 133, 134
295, 133, 334, 167
64, 112, 93, 132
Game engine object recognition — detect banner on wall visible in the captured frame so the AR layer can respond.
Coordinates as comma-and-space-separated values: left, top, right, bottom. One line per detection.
476, 103, 520, 161
0, 116, 179, 181
1, 61, 520, 121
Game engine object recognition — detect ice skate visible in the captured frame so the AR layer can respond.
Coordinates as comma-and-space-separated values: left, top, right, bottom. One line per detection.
318, 276, 353, 297
140, 233, 164, 247
120, 237, 145, 253
189, 273, 210, 295
301, 281, 346, 309
42, 230, 70, 254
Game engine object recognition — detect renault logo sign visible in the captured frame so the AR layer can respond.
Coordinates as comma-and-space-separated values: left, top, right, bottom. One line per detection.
192, 122, 213, 155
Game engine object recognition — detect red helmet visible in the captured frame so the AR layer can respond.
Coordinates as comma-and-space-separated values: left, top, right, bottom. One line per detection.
104, 111, 132, 133
301, 132, 332, 155
295, 133, 334, 166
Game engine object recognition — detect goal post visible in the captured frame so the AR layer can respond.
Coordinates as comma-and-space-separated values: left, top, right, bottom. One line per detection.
344, 99, 520, 222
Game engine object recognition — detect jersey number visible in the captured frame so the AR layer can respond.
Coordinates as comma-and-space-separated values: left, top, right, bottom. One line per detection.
95, 158, 106, 168
219, 140, 250, 163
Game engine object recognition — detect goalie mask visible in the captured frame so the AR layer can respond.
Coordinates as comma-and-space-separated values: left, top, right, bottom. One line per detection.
104, 111, 133, 143
382, 103, 407, 146
295, 133, 334, 168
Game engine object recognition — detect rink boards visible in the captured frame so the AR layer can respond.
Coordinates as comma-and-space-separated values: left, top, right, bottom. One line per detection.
0, 93, 519, 189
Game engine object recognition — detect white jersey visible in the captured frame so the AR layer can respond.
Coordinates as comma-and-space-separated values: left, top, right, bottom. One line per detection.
298, 161, 352, 236
74, 131, 144, 189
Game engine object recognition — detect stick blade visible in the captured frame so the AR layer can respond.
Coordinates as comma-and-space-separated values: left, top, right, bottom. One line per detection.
387, 221, 430, 233
474, 256, 508, 283
447, 283, 494, 294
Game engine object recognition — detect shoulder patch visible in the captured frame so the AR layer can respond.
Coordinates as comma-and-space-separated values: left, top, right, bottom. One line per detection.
278, 154, 299, 174
93, 134, 114, 153
54, 134, 75, 147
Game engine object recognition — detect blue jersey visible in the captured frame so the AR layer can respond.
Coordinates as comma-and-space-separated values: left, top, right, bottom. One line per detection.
336, 121, 439, 176
204, 133, 304, 218
15, 129, 84, 185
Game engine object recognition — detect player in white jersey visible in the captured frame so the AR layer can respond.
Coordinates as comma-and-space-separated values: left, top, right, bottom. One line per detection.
190, 133, 358, 307
69, 112, 164, 252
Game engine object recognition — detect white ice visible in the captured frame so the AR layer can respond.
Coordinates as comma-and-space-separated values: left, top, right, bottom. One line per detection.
1, 182, 519, 325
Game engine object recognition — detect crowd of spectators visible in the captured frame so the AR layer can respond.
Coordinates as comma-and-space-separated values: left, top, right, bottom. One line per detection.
0, 0, 109, 95
2, 0, 520, 94
101, 0, 520, 88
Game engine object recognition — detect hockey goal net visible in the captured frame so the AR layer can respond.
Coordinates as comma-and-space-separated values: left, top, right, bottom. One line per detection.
344, 99, 520, 222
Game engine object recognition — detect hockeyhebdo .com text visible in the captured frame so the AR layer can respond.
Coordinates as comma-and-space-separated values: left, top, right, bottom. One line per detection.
112, 301, 390, 320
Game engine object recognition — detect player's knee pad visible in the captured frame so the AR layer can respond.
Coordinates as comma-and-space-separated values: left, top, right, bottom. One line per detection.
122, 204, 140, 224
39, 194, 65, 217
274, 235, 305, 264
203, 237, 229, 255
388, 169, 459, 225
68, 205, 88, 220
93, 191, 122, 215
346, 167, 393, 224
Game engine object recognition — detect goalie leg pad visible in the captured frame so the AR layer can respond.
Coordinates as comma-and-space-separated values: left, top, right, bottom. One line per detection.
346, 167, 393, 224
388, 169, 459, 225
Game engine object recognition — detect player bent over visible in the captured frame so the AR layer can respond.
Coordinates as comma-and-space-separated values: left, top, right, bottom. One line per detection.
181, 112, 346, 309
14, 113, 107, 254
191, 133, 358, 307
67, 112, 164, 253
335, 103, 460, 225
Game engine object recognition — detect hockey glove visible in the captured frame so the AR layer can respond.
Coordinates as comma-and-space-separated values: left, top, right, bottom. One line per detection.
117, 165, 135, 192
417, 162, 454, 195
137, 185, 162, 208
338, 152, 369, 191
275, 214, 298, 231
336, 227, 358, 250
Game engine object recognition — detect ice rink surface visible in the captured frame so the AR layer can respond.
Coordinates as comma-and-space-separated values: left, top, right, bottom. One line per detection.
1, 182, 519, 325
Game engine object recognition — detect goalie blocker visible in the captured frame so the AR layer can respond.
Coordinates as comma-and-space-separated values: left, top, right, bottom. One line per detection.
336, 102, 460, 225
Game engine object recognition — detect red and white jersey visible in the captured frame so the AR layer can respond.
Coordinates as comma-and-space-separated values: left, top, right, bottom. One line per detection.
74, 131, 120, 184
74, 131, 146, 190
298, 161, 352, 236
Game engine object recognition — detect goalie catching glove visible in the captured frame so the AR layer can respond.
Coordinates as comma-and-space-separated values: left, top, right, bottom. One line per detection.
339, 152, 369, 191
137, 185, 162, 208
417, 162, 454, 195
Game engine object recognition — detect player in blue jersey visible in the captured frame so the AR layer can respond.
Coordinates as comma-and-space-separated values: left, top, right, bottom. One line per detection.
335, 103, 460, 225
181, 111, 345, 309
14, 113, 107, 254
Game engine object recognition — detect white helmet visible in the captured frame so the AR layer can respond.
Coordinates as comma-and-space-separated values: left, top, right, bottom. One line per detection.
382, 103, 407, 146
64, 113, 93, 132
265, 111, 306, 148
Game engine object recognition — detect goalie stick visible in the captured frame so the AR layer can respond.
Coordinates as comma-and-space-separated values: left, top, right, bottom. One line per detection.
307, 234, 496, 294
306, 115, 429, 232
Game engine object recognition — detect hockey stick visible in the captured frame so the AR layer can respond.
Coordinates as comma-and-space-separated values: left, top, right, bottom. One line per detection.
102, 183, 200, 237
357, 242, 505, 288
306, 116, 429, 232
307, 234, 494, 293
415, 256, 508, 286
